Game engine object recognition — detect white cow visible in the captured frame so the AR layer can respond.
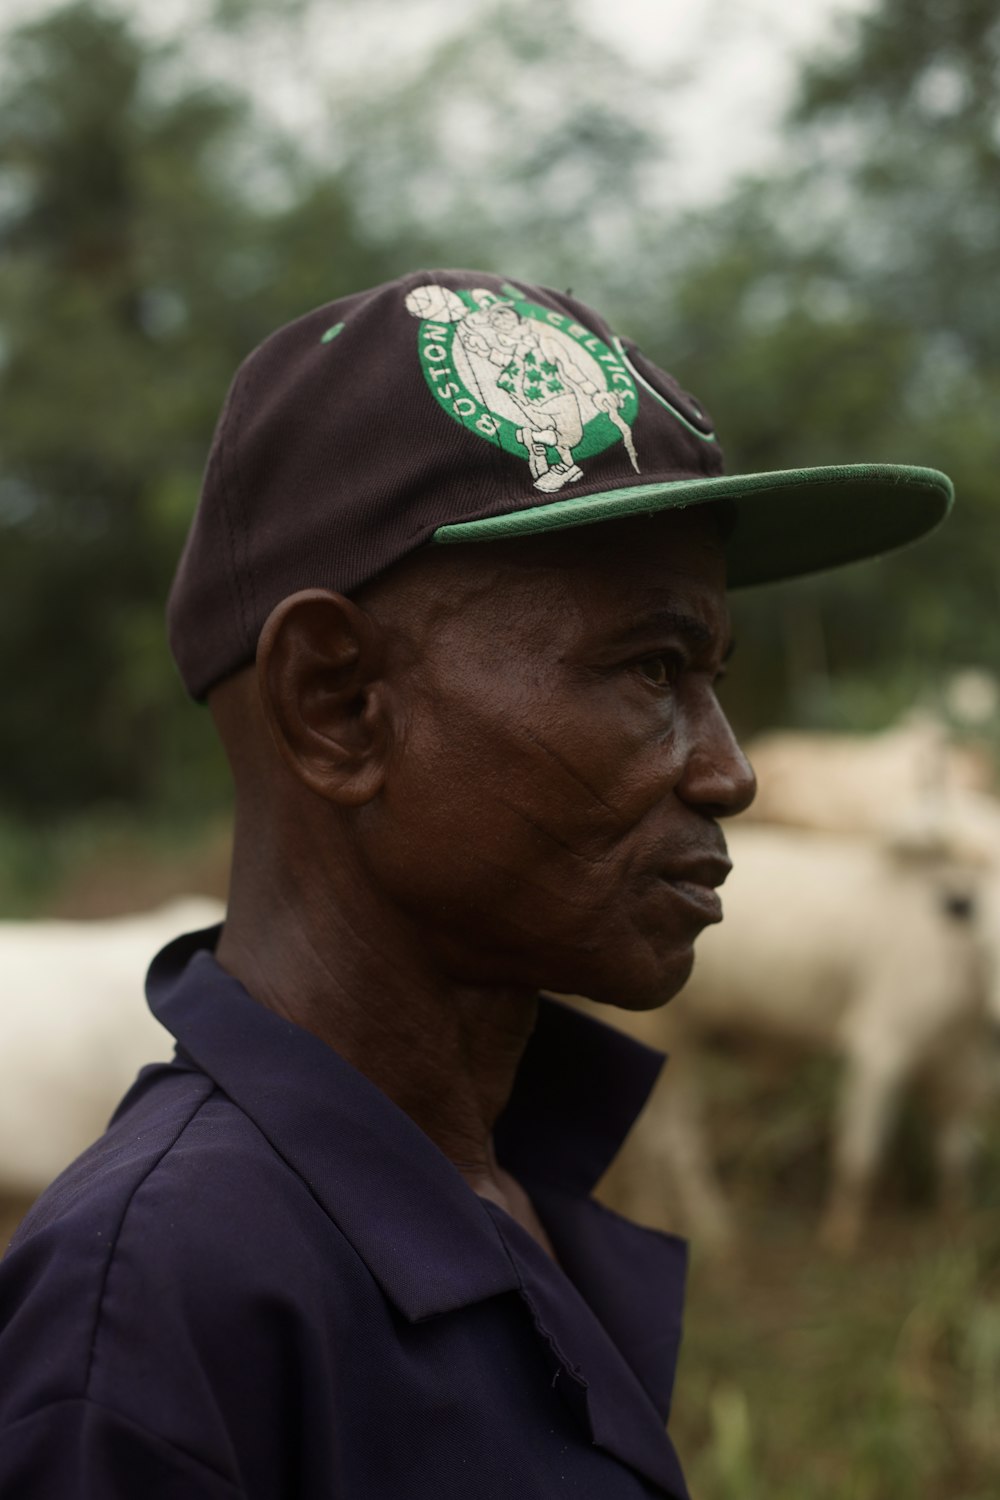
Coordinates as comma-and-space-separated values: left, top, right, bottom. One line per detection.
745, 715, 992, 838
746, 721, 1000, 1051
590, 822, 992, 1254
908, 786, 1000, 1036
0, 897, 225, 1201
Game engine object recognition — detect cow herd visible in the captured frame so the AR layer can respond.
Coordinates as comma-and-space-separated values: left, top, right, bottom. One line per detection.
2, 717, 1000, 1255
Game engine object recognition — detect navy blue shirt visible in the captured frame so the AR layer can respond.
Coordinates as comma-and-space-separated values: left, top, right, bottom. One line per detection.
0, 926, 690, 1498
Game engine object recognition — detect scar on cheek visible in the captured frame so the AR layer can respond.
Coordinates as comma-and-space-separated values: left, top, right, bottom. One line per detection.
517, 736, 622, 819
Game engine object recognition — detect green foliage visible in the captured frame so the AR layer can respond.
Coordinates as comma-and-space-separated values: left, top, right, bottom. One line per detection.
673, 1218, 1000, 1499
624, 1, 1000, 735
0, 3, 395, 816
661, 1041, 1000, 1499
334, 0, 666, 292
1, 0, 998, 811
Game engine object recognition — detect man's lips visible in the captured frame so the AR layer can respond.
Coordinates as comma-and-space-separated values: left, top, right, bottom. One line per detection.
658, 856, 732, 924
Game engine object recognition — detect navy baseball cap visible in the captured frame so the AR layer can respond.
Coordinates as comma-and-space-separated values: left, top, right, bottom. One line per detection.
167, 268, 953, 700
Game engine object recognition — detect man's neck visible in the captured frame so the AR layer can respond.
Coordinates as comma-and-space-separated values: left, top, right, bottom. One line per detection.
214, 846, 553, 1253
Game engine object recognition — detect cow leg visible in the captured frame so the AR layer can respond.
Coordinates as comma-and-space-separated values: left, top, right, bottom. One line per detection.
923, 1037, 988, 1221
934, 1113, 978, 1220
653, 1060, 735, 1254
819, 1048, 907, 1256
599, 1053, 735, 1255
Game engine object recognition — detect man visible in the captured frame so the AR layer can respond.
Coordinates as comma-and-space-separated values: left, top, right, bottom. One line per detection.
0, 271, 951, 1497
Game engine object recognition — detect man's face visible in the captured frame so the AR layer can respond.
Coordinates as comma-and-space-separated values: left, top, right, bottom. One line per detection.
359, 508, 755, 1009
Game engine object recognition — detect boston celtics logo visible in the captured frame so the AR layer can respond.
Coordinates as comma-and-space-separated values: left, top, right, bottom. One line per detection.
404, 283, 640, 493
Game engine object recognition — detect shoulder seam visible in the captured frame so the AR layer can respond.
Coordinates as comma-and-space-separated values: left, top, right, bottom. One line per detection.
0, 1393, 245, 1494
83, 1080, 217, 1394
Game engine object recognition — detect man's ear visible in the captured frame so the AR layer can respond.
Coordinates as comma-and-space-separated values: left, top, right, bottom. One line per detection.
256, 589, 390, 807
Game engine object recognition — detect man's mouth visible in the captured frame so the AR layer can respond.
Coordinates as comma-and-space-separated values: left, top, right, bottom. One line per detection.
657, 855, 731, 924
660, 877, 724, 924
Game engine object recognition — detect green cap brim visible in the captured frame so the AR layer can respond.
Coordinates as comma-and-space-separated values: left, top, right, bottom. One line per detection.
431, 464, 953, 587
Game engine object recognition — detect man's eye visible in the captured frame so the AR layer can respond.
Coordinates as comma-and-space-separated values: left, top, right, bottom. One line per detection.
636, 654, 677, 688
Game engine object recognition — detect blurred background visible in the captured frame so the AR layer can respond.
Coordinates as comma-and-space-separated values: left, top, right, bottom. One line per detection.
1, 0, 999, 1494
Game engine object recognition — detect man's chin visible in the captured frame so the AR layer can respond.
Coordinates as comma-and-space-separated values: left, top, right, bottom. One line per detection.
548, 945, 696, 1014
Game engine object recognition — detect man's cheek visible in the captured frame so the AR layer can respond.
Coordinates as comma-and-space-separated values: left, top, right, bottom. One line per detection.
519, 744, 643, 840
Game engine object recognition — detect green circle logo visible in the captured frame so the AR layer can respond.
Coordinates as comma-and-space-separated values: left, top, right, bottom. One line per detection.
404, 283, 640, 493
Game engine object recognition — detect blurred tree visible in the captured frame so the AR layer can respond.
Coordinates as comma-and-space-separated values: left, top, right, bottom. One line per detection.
620, 0, 1000, 736
2, 0, 995, 830
333, 0, 670, 296
0, 0, 671, 821
0, 2, 395, 817
308, 0, 997, 741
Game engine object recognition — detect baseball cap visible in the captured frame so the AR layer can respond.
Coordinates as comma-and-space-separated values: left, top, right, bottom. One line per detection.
167, 268, 953, 700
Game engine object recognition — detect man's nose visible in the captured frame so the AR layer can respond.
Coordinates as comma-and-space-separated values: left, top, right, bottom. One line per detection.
678, 700, 757, 819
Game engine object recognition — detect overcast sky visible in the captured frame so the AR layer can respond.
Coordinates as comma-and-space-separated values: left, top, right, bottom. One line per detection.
584, 0, 873, 201
3, 0, 875, 207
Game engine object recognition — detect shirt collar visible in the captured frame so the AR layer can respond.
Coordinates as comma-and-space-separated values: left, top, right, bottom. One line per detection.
146, 926, 668, 1320
147, 927, 690, 1493
494, 989, 665, 1195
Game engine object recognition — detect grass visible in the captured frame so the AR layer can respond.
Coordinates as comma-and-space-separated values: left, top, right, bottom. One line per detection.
0, 809, 231, 917
654, 1069, 1000, 1500
671, 1222, 1000, 1498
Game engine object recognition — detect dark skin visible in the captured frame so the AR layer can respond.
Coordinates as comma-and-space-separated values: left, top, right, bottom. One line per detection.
211, 508, 755, 1253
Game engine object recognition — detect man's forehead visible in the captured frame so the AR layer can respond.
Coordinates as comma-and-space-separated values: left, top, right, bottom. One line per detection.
611, 601, 730, 647
531, 504, 728, 562
473, 508, 729, 607
361, 508, 729, 650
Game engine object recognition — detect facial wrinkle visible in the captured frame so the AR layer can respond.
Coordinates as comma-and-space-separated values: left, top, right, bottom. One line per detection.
442, 840, 618, 916
518, 725, 626, 822
488, 794, 604, 863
